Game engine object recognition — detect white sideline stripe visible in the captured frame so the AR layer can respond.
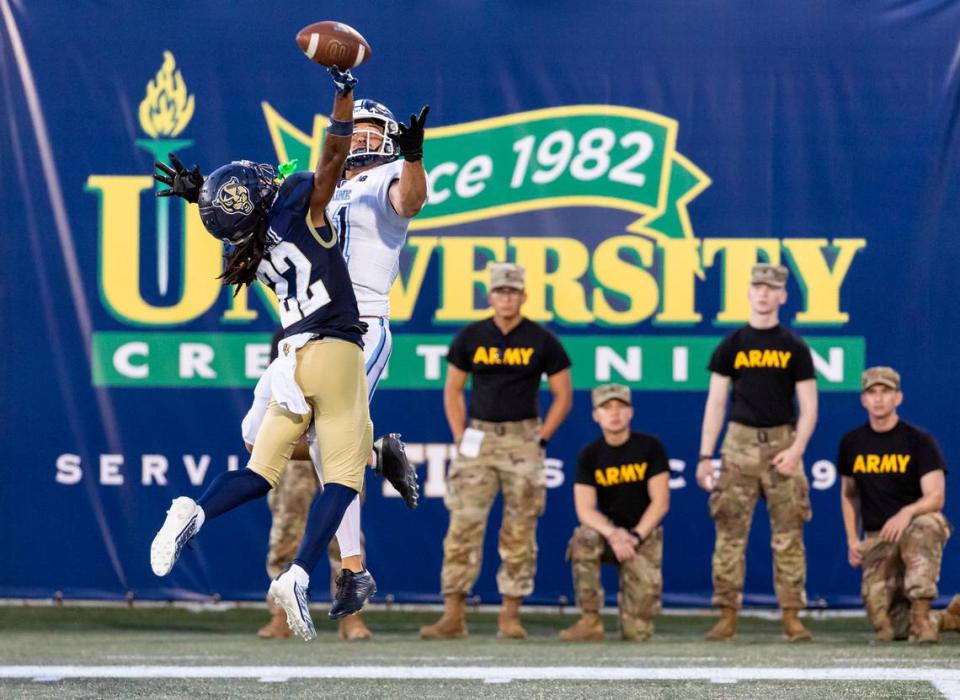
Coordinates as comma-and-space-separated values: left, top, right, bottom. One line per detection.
935, 680, 960, 700
2, 666, 960, 682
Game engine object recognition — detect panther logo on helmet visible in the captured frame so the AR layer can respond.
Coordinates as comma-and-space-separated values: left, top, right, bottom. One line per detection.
212, 176, 255, 216
198, 161, 279, 243
347, 98, 400, 169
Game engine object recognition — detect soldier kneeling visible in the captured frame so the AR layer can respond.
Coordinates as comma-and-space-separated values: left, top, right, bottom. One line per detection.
838, 367, 951, 644
560, 384, 670, 642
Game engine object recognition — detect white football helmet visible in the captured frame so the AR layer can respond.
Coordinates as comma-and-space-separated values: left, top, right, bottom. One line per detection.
347, 98, 399, 168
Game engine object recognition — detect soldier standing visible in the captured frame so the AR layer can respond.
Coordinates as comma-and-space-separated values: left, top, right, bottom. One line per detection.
695, 263, 818, 642
838, 366, 950, 643
559, 383, 670, 642
420, 262, 573, 640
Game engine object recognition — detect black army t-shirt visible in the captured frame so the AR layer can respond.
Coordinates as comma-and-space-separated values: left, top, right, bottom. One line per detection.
575, 432, 670, 529
708, 325, 815, 427
837, 420, 947, 532
447, 317, 571, 422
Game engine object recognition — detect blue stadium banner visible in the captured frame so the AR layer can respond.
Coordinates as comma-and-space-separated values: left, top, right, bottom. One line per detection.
1, 1, 958, 607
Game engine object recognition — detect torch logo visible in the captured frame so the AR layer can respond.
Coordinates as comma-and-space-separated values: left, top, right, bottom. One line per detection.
135, 52, 196, 295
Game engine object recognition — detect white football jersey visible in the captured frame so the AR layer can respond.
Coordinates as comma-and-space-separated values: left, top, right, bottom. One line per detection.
326, 159, 410, 317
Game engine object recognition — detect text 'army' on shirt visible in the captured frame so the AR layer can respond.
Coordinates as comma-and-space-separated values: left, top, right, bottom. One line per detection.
575, 432, 670, 530
708, 324, 815, 428
447, 318, 572, 423
837, 420, 948, 531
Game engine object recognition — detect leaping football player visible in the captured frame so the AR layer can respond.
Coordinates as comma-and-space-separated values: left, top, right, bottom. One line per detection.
149, 66, 380, 641
240, 98, 430, 633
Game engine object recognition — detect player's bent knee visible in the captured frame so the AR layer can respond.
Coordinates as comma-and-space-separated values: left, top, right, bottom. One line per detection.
571, 525, 604, 548
323, 475, 364, 495
248, 461, 281, 489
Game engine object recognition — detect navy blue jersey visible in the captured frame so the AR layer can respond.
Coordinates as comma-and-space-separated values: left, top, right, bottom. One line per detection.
256, 172, 364, 347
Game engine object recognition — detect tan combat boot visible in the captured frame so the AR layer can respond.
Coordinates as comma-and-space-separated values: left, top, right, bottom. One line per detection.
873, 619, 895, 642
559, 612, 604, 642
782, 608, 813, 642
909, 599, 939, 644
339, 613, 373, 641
705, 607, 737, 641
621, 615, 654, 642
939, 595, 960, 632
497, 596, 527, 639
419, 593, 468, 639
257, 609, 293, 639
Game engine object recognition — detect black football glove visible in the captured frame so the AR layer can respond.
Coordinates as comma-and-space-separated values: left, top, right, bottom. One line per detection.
154, 153, 204, 204
328, 65, 358, 97
391, 105, 429, 162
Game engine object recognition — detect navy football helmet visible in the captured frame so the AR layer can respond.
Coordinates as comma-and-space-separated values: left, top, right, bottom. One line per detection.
198, 161, 279, 243
347, 99, 399, 169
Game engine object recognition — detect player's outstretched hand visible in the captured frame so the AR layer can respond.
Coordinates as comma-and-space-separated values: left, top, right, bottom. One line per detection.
328, 66, 358, 97
154, 153, 204, 204
392, 105, 429, 162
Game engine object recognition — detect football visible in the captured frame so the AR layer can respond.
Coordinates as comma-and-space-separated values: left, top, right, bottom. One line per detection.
295, 21, 372, 69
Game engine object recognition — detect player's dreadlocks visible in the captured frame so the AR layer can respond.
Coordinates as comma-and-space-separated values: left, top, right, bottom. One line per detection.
218, 217, 268, 294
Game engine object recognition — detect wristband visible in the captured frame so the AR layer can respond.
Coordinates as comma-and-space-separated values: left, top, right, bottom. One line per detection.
538, 437, 548, 448
629, 530, 645, 545
698, 454, 714, 462
327, 117, 353, 137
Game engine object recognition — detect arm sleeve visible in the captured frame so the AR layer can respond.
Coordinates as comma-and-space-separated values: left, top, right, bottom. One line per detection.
792, 339, 816, 381
647, 439, 671, 478
836, 434, 853, 477
707, 335, 734, 376
541, 329, 572, 376
575, 445, 597, 486
914, 431, 948, 477
446, 328, 472, 372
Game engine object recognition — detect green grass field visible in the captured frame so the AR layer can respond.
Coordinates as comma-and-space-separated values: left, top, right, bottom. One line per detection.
1, 606, 958, 698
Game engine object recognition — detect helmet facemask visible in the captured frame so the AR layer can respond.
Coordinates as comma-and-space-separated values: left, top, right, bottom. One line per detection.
346, 101, 400, 169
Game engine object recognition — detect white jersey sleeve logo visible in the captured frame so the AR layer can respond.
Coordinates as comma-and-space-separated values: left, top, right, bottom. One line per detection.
327, 160, 410, 318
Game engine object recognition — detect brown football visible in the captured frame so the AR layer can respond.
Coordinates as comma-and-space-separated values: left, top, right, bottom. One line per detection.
295, 21, 372, 69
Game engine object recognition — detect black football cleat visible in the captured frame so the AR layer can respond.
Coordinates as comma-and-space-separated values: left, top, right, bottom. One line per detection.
329, 569, 377, 620
373, 433, 420, 509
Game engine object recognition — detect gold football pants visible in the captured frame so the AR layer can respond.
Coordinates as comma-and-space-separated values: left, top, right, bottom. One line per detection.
249, 338, 372, 493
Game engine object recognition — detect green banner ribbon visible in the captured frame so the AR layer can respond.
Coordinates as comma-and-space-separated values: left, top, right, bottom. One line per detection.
92, 331, 864, 391
262, 104, 710, 240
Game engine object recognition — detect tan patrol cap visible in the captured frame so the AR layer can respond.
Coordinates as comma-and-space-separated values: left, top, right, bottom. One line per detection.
592, 383, 632, 408
751, 263, 789, 288
861, 366, 901, 391
489, 262, 525, 290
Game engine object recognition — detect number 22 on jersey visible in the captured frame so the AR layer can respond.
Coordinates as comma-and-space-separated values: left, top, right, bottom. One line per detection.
257, 241, 331, 328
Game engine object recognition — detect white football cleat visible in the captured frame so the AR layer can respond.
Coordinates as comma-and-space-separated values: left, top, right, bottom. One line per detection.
269, 564, 317, 642
150, 497, 202, 576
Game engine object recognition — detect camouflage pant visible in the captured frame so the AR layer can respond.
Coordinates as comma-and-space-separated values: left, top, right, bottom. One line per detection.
566, 525, 663, 632
441, 418, 546, 598
266, 459, 365, 598
709, 422, 811, 609
860, 512, 952, 635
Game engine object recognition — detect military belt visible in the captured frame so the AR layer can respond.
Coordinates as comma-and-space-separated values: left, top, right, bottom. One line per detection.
726, 422, 794, 444
469, 418, 539, 437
